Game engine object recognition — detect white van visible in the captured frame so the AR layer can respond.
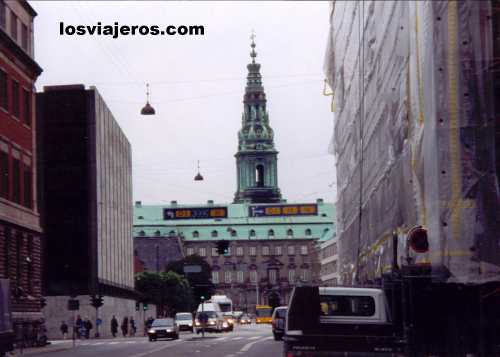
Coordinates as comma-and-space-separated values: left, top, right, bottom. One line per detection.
194, 302, 226, 333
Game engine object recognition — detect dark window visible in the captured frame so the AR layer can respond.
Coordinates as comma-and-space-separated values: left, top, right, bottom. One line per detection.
0, 70, 7, 110
4, 227, 10, 276
319, 295, 375, 317
192, 231, 199, 238
23, 165, 32, 208
21, 24, 27, 51
305, 229, 312, 236
0, 1, 5, 29
12, 157, 20, 203
10, 12, 16, 40
16, 233, 22, 288
268, 229, 274, 237
23, 89, 30, 125
230, 229, 237, 237
27, 235, 33, 293
0, 151, 8, 198
11, 81, 19, 117
211, 230, 218, 238
250, 229, 256, 237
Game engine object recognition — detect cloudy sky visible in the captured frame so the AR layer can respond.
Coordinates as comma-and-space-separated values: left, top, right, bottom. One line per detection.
31, 1, 336, 205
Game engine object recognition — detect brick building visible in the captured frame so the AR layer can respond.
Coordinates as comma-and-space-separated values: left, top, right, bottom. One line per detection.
0, 0, 43, 343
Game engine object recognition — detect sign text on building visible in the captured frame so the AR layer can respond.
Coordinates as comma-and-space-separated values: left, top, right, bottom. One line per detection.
248, 204, 318, 217
163, 207, 228, 220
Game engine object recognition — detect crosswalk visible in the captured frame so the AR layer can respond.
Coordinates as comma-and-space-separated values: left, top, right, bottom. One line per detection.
50, 335, 269, 347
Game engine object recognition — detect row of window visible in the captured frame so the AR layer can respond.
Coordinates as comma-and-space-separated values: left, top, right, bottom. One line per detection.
0, 1, 30, 53
137, 228, 315, 238
321, 242, 338, 260
0, 148, 32, 208
186, 244, 308, 257
321, 260, 338, 275
0, 69, 31, 126
211, 268, 309, 285
2, 228, 36, 294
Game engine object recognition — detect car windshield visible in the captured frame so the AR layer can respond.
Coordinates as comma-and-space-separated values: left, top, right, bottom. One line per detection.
275, 309, 287, 318
152, 318, 174, 327
176, 314, 192, 320
197, 311, 216, 318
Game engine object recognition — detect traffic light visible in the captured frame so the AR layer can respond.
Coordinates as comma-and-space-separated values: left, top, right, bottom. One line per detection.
216, 240, 229, 255
135, 302, 140, 311
90, 295, 104, 309
143, 303, 149, 311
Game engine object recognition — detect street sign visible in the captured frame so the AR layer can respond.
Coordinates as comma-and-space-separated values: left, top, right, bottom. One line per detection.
183, 264, 202, 274
67, 299, 79, 311
249, 203, 318, 217
96, 318, 102, 326
163, 207, 228, 220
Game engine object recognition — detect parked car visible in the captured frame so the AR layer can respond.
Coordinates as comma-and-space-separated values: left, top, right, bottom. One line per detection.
175, 312, 193, 332
147, 318, 179, 341
239, 314, 251, 325
271, 306, 287, 340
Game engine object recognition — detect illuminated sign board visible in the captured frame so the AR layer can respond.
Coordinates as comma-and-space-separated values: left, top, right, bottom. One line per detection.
248, 204, 318, 217
163, 207, 228, 220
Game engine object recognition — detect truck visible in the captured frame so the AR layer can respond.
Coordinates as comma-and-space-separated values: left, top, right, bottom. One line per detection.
0, 279, 14, 357
317, 0, 500, 355
208, 295, 234, 331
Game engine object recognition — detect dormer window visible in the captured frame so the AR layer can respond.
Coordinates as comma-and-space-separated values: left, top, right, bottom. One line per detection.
249, 229, 256, 238
154, 230, 161, 237
169, 230, 176, 237
305, 229, 312, 236
287, 229, 293, 238
268, 229, 274, 238
138, 230, 145, 237
211, 230, 218, 238
193, 231, 199, 238
137, 216, 144, 220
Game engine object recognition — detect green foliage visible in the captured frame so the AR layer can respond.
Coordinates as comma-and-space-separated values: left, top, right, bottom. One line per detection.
165, 255, 215, 308
135, 271, 194, 316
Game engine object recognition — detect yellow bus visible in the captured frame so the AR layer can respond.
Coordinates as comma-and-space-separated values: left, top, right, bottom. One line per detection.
255, 305, 273, 324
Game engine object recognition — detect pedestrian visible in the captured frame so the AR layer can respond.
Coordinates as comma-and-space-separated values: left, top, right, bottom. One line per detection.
129, 317, 136, 337
84, 318, 93, 339
60, 321, 68, 339
75, 315, 83, 339
121, 316, 128, 337
111, 315, 118, 337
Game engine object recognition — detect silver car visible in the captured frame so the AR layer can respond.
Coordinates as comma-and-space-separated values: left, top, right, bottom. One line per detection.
175, 312, 194, 332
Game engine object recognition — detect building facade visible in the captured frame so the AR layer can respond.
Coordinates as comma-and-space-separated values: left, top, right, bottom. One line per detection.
0, 0, 43, 343
37, 85, 146, 338
319, 233, 339, 286
133, 38, 336, 313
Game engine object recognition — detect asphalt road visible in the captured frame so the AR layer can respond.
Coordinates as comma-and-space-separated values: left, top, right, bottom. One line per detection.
29, 324, 282, 357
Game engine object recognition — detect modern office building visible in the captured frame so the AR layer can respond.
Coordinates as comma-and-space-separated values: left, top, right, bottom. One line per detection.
37, 84, 150, 338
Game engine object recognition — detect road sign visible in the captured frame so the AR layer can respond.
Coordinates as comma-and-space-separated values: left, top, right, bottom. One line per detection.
183, 264, 202, 274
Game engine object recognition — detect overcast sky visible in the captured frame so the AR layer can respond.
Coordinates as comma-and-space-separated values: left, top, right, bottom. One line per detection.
31, 1, 336, 205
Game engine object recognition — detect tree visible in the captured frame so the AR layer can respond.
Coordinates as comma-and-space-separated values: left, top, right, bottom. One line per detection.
165, 255, 215, 308
135, 271, 194, 316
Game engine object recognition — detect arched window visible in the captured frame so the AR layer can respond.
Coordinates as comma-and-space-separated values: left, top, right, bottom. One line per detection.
192, 231, 199, 238
255, 164, 264, 187
155, 230, 161, 236
305, 229, 312, 236
138, 230, 145, 237
249, 229, 256, 238
211, 230, 218, 238
230, 229, 237, 237
268, 229, 275, 238
137, 216, 144, 220
287, 229, 293, 238
169, 230, 176, 237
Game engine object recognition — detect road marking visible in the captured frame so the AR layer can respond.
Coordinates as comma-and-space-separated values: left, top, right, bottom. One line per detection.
218, 337, 228, 341
109, 342, 119, 345
247, 336, 260, 340
127, 340, 185, 357
125, 341, 137, 344
240, 336, 273, 352
231, 337, 243, 340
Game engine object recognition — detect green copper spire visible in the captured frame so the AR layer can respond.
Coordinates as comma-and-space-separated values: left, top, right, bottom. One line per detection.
234, 33, 282, 204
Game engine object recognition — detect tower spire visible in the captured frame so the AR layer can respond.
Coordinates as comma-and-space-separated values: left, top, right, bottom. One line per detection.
234, 32, 282, 204
250, 30, 257, 64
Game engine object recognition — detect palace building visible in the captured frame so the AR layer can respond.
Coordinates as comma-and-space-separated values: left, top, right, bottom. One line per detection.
133, 37, 335, 311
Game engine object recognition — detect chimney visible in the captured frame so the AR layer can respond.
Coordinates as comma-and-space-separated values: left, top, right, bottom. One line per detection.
171, 200, 177, 206
135, 201, 142, 208
316, 198, 324, 205
207, 200, 214, 206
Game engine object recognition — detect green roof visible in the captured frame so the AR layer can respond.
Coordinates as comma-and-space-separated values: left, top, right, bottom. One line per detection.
133, 201, 336, 242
